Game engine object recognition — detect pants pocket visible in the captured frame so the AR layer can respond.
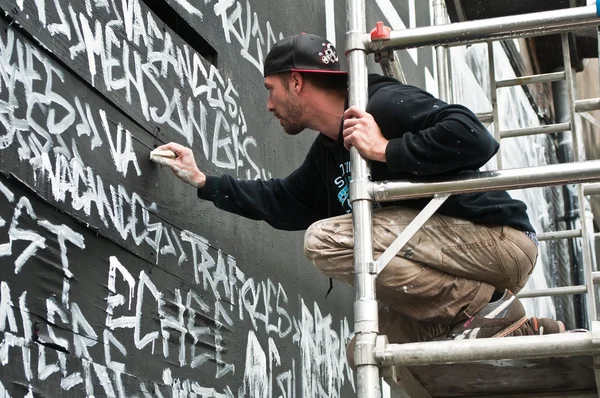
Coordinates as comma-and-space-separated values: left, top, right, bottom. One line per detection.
441, 239, 511, 288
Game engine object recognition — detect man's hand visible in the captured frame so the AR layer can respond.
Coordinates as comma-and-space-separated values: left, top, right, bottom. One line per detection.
150, 142, 206, 188
342, 106, 388, 162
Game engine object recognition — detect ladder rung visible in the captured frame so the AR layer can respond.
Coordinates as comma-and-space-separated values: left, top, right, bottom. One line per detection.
501, 122, 570, 138
517, 285, 587, 298
537, 229, 582, 241
497, 71, 565, 88
575, 98, 600, 113
518, 273, 600, 298
476, 111, 493, 124
583, 183, 600, 195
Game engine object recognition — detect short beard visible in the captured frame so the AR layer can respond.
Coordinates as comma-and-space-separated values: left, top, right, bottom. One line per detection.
283, 122, 304, 136
281, 94, 306, 136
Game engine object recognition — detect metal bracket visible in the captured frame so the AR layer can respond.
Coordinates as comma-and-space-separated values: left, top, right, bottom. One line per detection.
374, 51, 393, 64
356, 261, 378, 274
345, 31, 368, 55
353, 300, 379, 332
349, 179, 373, 202
354, 333, 378, 366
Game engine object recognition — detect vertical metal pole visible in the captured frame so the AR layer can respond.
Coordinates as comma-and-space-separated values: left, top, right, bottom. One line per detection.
488, 41, 502, 169
346, 0, 381, 397
598, 26, 600, 94
563, 32, 598, 323
433, 0, 451, 101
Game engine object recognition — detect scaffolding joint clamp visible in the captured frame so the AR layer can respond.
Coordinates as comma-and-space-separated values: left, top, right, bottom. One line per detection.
374, 51, 393, 64
354, 333, 378, 366
356, 261, 378, 274
349, 179, 373, 202
354, 300, 379, 334
371, 21, 391, 40
345, 31, 368, 55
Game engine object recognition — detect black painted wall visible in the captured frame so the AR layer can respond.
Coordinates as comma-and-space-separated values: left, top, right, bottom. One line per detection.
0, 0, 433, 396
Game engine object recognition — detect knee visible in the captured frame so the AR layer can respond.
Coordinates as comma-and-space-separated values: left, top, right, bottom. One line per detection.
304, 216, 353, 268
346, 335, 356, 370
303, 219, 328, 266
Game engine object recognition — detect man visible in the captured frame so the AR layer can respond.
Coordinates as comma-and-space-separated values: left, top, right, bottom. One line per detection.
153, 33, 564, 344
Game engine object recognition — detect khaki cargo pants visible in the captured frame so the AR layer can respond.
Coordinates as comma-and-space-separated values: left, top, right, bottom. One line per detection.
304, 206, 538, 343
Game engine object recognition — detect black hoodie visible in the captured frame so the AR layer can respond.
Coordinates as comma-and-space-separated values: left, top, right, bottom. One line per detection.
198, 74, 534, 232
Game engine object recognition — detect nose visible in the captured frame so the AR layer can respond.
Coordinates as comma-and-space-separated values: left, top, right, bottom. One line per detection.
267, 97, 275, 113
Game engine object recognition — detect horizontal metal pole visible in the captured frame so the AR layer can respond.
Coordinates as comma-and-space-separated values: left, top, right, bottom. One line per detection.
584, 182, 600, 195
373, 160, 600, 202
537, 229, 581, 241
517, 285, 587, 298
369, 5, 600, 52
575, 97, 600, 113
476, 111, 493, 124
518, 273, 600, 298
376, 332, 599, 367
457, 390, 598, 398
500, 122, 570, 138
497, 71, 565, 88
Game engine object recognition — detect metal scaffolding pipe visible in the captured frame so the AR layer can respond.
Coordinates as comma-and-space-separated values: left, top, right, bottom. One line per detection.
346, 0, 380, 396
375, 332, 600, 367
537, 229, 581, 241
368, 5, 600, 52
575, 97, 600, 112
476, 111, 493, 124
373, 160, 600, 202
518, 273, 600, 298
497, 71, 565, 88
584, 182, 600, 195
500, 122, 571, 138
518, 285, 587, 298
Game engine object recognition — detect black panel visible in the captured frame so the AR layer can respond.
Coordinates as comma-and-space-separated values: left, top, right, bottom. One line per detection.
0, 0, 364, 395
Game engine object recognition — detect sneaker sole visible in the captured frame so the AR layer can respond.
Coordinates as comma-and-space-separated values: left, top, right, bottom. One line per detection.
492, 315, 529, 338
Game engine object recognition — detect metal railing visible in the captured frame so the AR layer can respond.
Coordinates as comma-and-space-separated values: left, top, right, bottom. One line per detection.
345, 2, 600, 397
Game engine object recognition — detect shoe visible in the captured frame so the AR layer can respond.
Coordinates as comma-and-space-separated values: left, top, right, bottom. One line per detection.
507, 317, 566, 336
446, 289, 528, 340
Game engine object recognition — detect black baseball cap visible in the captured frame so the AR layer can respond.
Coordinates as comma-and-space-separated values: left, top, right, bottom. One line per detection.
263, 33, 348, 77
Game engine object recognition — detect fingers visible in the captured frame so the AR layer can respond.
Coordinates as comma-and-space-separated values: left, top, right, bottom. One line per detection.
343, 135, 353, 151
154, 142, 189, 158
344, 106, 366, 119
152, 143, 197, 164
150, 143, 207, 187
150, 154, 175, 167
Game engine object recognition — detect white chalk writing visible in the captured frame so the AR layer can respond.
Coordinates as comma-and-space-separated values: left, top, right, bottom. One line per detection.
0, 178, 355, 396
12, 0, 272, 180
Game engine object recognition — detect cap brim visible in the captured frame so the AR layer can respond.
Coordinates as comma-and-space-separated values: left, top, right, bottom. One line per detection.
290, 68, 348, 74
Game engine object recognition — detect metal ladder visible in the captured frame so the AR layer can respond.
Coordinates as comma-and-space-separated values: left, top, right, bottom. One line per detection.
344, 2, 600, 397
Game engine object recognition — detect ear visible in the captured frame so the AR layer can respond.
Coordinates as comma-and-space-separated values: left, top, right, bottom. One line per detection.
290, 71, 304, 93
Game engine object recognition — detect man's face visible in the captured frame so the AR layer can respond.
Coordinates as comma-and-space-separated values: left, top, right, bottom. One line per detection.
264, 74, 306, 136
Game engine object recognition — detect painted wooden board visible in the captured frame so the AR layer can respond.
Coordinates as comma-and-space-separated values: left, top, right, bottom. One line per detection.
0, 0, 357, 396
